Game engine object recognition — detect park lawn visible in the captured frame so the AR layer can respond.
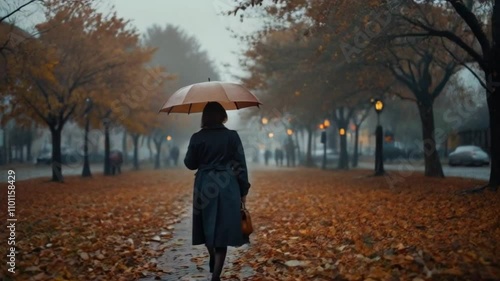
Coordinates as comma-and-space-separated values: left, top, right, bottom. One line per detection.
239, 169, 500, 281
0, 169, 193, 281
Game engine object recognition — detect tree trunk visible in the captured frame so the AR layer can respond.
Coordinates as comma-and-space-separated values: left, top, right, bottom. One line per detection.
147, 136, 153, 162
294, 132, 301, 164
338, 133, 349, 169
486, 0, 500, 188
331, 126, 338, 153
154, 138, 162, 169
27, 137, 32, 162
132, 134, 140, 170
82, 117, 92, 177
122, 130, 128, 165
486, 67, 500, 189
20, 145, 24, 162
2, 126, 7, 164
352, 127, 360, 167
312, 131, 316, 158
103, 124, 111, 175
417, 102, 444, 177
50, 127, 64, 182
305, 127, 315, 167
7, 133, 12, 163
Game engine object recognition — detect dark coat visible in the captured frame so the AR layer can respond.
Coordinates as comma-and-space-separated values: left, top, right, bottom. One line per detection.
184, 124, 251, 247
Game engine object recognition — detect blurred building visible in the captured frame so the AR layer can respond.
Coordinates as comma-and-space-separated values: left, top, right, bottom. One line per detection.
448, 105, 490, 154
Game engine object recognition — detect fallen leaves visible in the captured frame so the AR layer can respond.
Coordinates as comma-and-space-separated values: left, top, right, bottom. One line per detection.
237, 169, 500, 281
0, 170, 193, 280
1, 168, 499, 281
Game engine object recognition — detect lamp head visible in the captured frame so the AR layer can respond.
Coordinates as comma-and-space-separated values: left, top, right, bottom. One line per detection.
374, 99, 384, 112
323, 119, 330, 128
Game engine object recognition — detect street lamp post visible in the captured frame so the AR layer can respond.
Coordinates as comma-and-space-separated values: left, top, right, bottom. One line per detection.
371, 98, 385, 176
321, 119, 330, 170
286, 129, 295, 167
82, 98, 93, 177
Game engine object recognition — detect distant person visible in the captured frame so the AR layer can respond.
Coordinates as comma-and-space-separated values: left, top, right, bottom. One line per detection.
264, 149, 272, 166
275, 147, 284, 167
109, 150, 123, 175
285, 138, 296, 167
252, 148, 259, 163
184, 102, 251, 281
170, 146, 180, 166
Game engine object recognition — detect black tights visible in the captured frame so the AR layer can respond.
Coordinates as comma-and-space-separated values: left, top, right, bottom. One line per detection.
207, 246, 227, 281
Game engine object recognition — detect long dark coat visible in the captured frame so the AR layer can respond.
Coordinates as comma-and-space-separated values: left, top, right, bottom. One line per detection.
184, 124, 251, 247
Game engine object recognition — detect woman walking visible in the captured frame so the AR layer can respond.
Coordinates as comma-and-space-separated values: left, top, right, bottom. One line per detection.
184, 102, 251, 281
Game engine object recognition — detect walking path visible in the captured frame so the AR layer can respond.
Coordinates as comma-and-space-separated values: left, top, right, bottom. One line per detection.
139, 205, 254, 281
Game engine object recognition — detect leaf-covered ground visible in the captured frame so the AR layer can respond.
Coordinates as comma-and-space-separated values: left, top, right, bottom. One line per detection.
1, 168, 499, 280
240, 169, 500, 281
0, 170, 193, 281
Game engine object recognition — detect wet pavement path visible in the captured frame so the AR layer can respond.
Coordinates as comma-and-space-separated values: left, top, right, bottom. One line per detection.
139, 204, 254, 281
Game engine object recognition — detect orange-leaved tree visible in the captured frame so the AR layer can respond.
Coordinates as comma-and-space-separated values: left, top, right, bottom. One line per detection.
7, 0, 151, 181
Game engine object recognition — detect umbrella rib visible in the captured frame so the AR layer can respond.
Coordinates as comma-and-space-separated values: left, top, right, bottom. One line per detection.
235, 102, 239, 110
188, 103, 192, 114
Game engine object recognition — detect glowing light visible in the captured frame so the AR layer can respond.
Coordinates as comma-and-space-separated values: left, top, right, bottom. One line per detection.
375, 100, 384, 112
287, 129, 293, 136
261, 117, 269, 125
268, 132, 274, 138
339, 128, 346, 136
323, 119, 331, 128
166, 136, 172, 141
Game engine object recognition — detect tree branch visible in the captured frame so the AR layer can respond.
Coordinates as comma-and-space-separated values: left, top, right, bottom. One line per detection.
446, 0, 491, 60
19, 94, 50, 125
62, 104, 77, 124
432, 62, 456, 99
0, 0, 39, 23
394, 16, 486, 69
388, 89, 418, 102
441, 40, 489, 91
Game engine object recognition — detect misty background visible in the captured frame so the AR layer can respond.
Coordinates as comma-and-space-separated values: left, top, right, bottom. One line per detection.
0, 0, 488, 172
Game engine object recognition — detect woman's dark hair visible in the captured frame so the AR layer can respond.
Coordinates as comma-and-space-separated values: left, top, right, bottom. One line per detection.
201, 102, 228, 128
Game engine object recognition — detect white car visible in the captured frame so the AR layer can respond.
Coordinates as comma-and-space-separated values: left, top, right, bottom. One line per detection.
448, 145, 489, 166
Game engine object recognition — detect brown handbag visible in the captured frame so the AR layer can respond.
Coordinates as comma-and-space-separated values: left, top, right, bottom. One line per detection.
241, 202, 253, 235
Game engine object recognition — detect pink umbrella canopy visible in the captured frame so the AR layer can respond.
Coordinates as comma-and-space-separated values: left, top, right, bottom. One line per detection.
159, 81, 262, 114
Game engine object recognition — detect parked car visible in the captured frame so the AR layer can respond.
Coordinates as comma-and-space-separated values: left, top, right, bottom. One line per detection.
36, 147, 82, 165
448, 145, 489, 166
383, 143, 405, 161
311, 148, 338, 163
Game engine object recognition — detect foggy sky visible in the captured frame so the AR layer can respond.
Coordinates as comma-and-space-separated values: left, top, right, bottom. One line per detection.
108, 0, 260, 82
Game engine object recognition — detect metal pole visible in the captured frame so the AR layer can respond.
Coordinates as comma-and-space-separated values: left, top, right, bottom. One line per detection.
322, 133, 327, 170
375, 112, 385, 176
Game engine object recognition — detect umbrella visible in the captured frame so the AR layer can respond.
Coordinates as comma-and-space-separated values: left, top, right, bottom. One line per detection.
158, 81, 261, 114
